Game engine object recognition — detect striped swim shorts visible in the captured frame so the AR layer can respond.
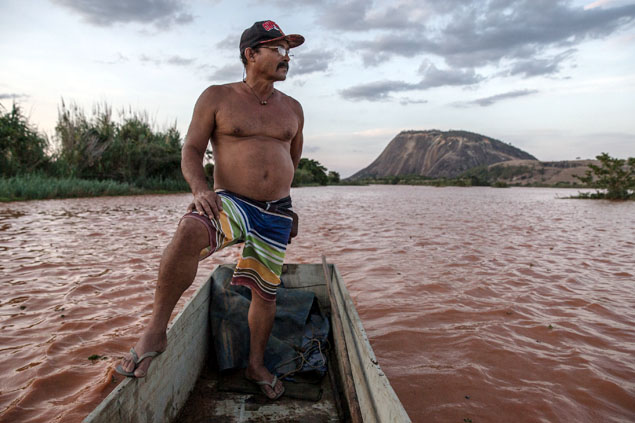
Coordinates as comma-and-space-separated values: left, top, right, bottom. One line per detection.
181, 190, 293, 301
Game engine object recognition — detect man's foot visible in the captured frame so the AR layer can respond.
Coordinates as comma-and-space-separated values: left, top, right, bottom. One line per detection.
117, 331, 167, 378
245, 365, 285, 400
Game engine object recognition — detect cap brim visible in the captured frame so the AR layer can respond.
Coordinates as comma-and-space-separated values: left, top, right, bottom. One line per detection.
258, 34, 305, 49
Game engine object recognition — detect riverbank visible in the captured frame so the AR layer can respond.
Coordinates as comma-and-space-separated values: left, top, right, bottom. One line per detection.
340, 178, 592, 188
0, 175, 345, 202
0, 174, 189, 202
3, 173, 629, 203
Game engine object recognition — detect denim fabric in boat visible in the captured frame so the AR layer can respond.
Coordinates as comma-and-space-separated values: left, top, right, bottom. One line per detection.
210, 266, 330, 378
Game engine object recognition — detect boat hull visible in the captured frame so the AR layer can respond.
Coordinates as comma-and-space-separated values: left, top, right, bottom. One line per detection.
83, 263, 411, 423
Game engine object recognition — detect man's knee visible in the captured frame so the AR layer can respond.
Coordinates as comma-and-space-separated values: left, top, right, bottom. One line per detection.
172, 217, 210, 252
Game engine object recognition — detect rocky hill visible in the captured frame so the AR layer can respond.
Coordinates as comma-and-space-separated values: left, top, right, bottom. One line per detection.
347, 130, 537, 180
480, 159, 597, 186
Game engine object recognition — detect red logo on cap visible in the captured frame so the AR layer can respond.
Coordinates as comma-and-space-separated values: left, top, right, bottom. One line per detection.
262, 21, 280, 32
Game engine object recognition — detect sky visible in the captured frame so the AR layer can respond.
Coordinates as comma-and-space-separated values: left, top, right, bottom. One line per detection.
1, 0, 634, 177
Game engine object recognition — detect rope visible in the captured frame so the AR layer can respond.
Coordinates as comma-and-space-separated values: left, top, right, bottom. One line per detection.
275, 333, 331, 380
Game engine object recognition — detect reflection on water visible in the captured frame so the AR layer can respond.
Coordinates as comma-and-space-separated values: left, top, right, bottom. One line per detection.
1, 187, 634, 422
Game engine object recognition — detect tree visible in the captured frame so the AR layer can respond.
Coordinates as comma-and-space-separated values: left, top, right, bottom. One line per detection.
0, 103, 49, 176
296, 158, 328, 185
291, 168, 314, 187
327, 171, 340, 184
574, 153, 635, 200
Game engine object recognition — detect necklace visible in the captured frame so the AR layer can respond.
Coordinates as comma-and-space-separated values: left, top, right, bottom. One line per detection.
243, 80, 275, 105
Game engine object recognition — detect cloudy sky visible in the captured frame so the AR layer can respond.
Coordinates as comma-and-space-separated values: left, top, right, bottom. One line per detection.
1, 0, 634, 176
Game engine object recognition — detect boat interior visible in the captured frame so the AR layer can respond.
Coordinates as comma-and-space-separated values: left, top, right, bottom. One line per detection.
176, 263, 351, 422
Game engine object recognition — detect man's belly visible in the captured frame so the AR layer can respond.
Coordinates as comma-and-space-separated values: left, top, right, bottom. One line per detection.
212, 141, 295, 202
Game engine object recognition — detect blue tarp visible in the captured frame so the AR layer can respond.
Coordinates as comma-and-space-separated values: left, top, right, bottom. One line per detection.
210, 266, 330, 378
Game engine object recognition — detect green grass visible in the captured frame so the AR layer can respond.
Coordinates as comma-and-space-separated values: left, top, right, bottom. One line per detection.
0, 174, 188, 202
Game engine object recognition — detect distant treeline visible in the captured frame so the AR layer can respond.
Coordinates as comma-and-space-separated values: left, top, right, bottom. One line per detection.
345, 167, 539, 188
1, 101, 188, 201
0, 102, 338, 201
347, 154, 634, 200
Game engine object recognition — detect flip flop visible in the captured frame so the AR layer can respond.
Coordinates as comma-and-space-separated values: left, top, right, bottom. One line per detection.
115, 347, 162, 378
245, 374, 285, 400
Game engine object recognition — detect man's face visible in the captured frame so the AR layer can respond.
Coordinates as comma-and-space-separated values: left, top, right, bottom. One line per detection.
256, 41, 291, 81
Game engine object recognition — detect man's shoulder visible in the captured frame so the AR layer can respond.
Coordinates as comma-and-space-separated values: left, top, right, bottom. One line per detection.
276, 90, 303, 115
200, 82, 241, 98
194, 83, 244, 112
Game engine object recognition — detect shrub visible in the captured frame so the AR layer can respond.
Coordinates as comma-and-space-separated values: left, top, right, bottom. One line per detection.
0, 104, 49, 176
574, 153, 634, 200
54, 101, 183, 182
293, 158, 328, 186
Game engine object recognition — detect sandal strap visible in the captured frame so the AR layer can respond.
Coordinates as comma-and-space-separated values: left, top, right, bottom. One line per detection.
129, 347, 140, 364
137, 351, 161, 363
254, 375, 278, 388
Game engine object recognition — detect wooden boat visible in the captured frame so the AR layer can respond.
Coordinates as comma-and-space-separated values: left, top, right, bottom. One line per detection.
83, 260, 411, 422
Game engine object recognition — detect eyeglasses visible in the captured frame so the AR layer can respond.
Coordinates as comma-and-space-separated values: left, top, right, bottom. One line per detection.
260, 45, 293, 57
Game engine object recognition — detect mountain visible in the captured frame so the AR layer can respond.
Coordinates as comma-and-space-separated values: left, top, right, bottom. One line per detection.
347, 130, 538, 180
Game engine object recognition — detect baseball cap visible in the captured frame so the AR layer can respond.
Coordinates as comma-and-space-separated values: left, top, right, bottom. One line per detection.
239, 20, 305, 54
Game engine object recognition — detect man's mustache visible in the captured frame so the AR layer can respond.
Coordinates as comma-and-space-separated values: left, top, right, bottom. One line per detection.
277, 62, 289, 70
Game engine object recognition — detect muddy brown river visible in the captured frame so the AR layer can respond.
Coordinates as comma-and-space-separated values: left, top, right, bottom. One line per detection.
1, 186, 634, 422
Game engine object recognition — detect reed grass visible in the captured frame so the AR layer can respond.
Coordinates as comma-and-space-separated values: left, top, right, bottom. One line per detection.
0, 174, 188, 202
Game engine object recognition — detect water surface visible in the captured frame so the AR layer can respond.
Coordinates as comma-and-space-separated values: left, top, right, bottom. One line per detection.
1, 186, 634, 422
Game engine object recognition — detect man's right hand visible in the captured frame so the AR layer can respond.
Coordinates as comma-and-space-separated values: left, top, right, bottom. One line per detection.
187, 190, 223, 220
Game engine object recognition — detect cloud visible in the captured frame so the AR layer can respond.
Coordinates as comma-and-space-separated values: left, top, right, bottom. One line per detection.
418, 61, 484, 88
317, 0, 425, 32
216, 35, 240, 51
584, 0, 635, 10
273, 0, 325, 7
248, 1, 635, 87
290, 50, 335, 75
333, 1, 635, 74
316, 0, 371, 31
585, 0, 610, 9
399, 97, 428, 106
140, 54, 194, 66
275, 0, 426, 31
339, 80, 421, 101
454, 89, 540, 107
330, 1, 635, 102
207, 63, 244, 83
51, 0, 193, 28
0, 93, 29, 100
166, 55, 195, 66
504, 49, 577, 77
96, 53, 129, 65
340, 61, 484, 101
358, 35, 429, 66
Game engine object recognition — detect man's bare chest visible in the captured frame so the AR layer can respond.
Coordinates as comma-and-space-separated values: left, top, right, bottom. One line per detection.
215, 99, 298, 142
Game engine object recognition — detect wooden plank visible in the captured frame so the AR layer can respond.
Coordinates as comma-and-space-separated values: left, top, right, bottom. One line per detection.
329, 265, 412, 423
322, 256, 364, 423
83, 277, 212, 423
281, 263, 330, 310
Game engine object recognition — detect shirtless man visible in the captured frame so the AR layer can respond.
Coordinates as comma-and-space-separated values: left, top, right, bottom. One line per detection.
116, 21, 304, 400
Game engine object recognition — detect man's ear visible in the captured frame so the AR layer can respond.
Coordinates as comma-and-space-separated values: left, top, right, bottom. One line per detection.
245, 47, 257, 62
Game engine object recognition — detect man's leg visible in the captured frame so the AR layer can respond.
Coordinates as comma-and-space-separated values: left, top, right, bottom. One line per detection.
119, 217, 209, 377
245, 293, 284, 398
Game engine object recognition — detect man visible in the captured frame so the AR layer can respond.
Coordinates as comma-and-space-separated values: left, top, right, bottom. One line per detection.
116, 20, 304, 401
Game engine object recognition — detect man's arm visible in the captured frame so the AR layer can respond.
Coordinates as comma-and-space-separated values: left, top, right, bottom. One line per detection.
290, 101, 304, 170
182, 86, 223, 219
